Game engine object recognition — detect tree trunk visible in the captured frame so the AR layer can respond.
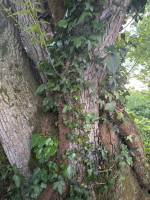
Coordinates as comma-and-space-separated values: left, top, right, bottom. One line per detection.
0, 10, 44, 179
1, 0, 150, 199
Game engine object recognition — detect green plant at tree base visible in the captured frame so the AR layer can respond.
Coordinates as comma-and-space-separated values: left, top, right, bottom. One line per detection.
0, 0, 148, 199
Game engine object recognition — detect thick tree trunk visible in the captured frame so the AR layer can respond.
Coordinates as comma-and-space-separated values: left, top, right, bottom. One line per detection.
0, 11, 44, 179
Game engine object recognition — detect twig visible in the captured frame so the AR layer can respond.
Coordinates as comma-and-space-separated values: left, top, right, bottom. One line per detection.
126, 37, 150, 76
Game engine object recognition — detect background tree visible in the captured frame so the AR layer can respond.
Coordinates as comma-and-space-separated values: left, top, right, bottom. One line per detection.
0, 0, 150, 199
124, 0, 150, 83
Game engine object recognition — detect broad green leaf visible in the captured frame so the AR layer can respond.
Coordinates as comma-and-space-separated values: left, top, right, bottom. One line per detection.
53, 181, 65, 195
31, 184, 42, 195
30, 133, 41, 148
45, 138, 53, 146
105, 101, 116, 113
119, 176, 125, 182
58, 20, 68, 28
83, 123, 90, 131
112, 125, 119, 132
92, 21, 105, 29
126, 135, 133, 143
13, 174, 24, 188
44, 146, 57, 157
84, 2, 93, 12
102, 148, 108, 161
35, 84, 47, 94
77, 11, 92, 25
47, 81, 55, 88
137, 148, 142, 153
102, 53, 120, 74
37, 136, 47, 147
29, 24, 41, 34
123, 117, 130, 123
34, 146, 43, 159
112, 1, 121, 7
89, 30, 105, 44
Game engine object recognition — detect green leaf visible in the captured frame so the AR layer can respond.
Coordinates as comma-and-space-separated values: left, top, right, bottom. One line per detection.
68, 153, 76, 161
84, 2, 93, 12
105, 101, 116, 113
53, 84, 60, 91
92, 21, 105, 29
44, 146, 57, 158
35, 84, 47, 94
45, 138, 53, 146
53, 181, 65, 195
88, 41, 93, 51
13, 174, 24, 188
119, 176, 125, 182
112, 125, 119, 132
123, 117, 130, 123
102, 148, 108, 161
112, 1, 121, 7
47, 81, 55, 88
89, 30, 105, 44
30, 40, 42, 44
83, 124, 90, 131
126, 135, 133, 143
137, 148, 142, 153
102, 53, 120, 74
77, 11, 92, 25
39, 20, 50, 24
37, 137, 47, 147
30, 133, 41, 148
34, 146, 44, 159
58, 20, 68, 28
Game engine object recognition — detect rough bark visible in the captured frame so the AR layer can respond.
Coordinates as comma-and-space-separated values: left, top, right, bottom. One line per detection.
1, 0, 150, 199
0, 10, 44, 179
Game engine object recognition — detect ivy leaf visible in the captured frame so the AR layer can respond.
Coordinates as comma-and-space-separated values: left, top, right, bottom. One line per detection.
77, 11, 92, 25
114, 152, 121, 161
58, 19, 68, 28
66, 164, 75, 179
35, 84, 47, 94
137, 148, 142, 153
119, 176, 125, 182
112, 125, 119, 132
13, 174, 24, 188
44, 146, 57, 158
112, 1, 121, 7
89, 30, 105, 44
105, 101, 116, 113
83, 124, 90, 131
30, 133, 41, 148
123, 117, 130, 123
34, 147, 44, 160
68, 153, 76, 161
84, 2, 93, 12
37, 137, 47, 147
126, 135, 133, 143
102, 148, 108, 161
53, 180, 65, 195
88, 41, 93, 51
102, 53, 120, 74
